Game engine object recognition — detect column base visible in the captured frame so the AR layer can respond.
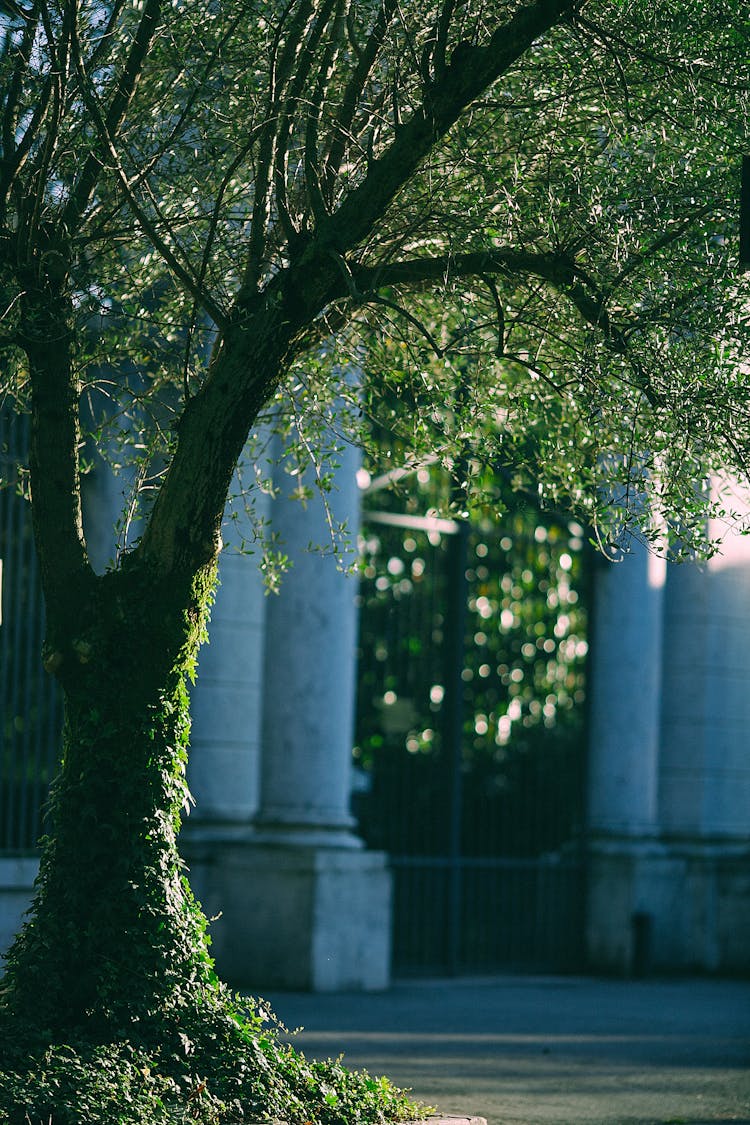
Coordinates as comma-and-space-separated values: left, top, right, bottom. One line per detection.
586, 835, 750, 975
0, 856, 39, 958
184, 836, 392, 991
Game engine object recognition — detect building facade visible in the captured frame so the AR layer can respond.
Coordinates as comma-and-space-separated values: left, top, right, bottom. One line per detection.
587, 530, 750, 973
1, 431, 749, 983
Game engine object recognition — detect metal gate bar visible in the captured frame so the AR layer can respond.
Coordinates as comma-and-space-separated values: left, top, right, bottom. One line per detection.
390, 854, 585, 974
0, 409, 62, 852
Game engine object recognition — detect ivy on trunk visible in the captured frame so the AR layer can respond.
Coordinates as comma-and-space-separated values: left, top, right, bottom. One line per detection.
4, 559, 218, 1031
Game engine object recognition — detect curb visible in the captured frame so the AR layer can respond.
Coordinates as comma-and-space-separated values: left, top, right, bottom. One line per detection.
251, 1118, 487, 1125
395, 1120, 487, 1125
415, 1119, 487, 1124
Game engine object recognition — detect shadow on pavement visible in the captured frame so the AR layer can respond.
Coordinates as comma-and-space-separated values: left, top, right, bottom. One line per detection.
262, 976, 750, 1125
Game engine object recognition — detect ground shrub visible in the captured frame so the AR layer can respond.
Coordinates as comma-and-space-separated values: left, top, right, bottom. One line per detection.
0, 997, 428, 1125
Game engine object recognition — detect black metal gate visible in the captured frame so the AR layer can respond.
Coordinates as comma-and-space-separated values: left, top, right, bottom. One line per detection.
354, 484, 588, 975
0, 409, 62, 852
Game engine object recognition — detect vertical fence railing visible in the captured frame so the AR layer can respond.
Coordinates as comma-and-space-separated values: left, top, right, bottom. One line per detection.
0, 409, 62, 852
443, 514, 469, 975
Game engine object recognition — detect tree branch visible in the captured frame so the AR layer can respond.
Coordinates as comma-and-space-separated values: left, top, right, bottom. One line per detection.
273, 0, 338, 239
433, 0, 459, 78
62, 0, 163, 234
350, 245, 663, 405
573, 11, 742, 91
304, 0, 346, 226
136, 308, 292, 578
606, 204, 716, 295
243, 0, 314, 291
0, 0, 42, 217
322, 0, 578, 255
353, 247, 577, 296
19, 288, 94, 633
69, 26, 228, 330
322, 0, 399, 192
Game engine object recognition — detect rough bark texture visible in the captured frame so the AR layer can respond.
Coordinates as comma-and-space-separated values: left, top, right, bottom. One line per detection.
4, 281, 245, 1030
3, 557, 220, 1031
3, 271, 308, 1031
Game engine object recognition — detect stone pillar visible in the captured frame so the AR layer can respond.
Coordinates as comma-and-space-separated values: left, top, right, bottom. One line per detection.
253, 446, 362, 848
659, 537, 750, 840
185, 536, 267, 832
190, 436, 392, 991
180, 478, 270, 970
656, 518, 750, 972
585, 540, 668, 974
587, 543, 665, 836
80, 457, 129, 574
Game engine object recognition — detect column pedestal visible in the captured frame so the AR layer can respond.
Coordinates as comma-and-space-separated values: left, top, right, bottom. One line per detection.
587, 836, 750, 974
186, 840, 391, 990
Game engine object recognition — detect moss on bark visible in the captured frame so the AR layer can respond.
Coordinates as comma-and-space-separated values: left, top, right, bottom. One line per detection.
3, 556, 220, 1031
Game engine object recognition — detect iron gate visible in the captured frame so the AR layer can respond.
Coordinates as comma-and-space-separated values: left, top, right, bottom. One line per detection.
354, 490, 588, 974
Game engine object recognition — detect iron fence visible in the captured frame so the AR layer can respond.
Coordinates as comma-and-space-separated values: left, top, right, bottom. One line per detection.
0, 409, 62, 852
354, 492, 588, 975
392, 854, 584, 973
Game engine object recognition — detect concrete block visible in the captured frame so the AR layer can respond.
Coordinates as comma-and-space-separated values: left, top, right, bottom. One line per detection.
0, 857, 38, 958
586, 838, 750, 973
186, 841, 392, 992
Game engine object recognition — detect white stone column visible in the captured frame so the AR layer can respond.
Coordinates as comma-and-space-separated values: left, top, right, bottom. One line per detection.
585, 540, 667, 975
81, 468, 123, 574
587, 497, 750, 977
655, 517, 750, 973
252, 438, 361, 846
587, 542, 666, 836
179, 471, 271, 990
659, 529, 750, 839
184, 479, 269, 832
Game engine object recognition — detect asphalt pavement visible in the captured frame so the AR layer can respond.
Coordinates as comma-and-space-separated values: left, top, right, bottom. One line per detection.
261, 975, 750, 1125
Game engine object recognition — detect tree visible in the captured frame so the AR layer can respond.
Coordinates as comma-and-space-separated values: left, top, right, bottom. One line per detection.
0, 0, 748, 1119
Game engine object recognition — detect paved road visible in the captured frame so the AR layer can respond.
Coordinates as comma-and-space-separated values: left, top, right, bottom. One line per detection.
262, 975, 750, 1125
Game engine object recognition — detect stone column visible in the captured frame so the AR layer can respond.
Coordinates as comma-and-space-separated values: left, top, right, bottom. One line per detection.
659, 538, 750, 840
252, 444, 361, 847
587, 543, 665, 836
193, 435, 391, 991
180, 479, 270, 949
185, 490, 268, 832
585, 540, 668, 974
656, 515, 750, 973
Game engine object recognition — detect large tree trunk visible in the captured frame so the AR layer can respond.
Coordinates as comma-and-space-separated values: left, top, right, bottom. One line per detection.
4, 277, 303, 1034
3, 557, 221, 1033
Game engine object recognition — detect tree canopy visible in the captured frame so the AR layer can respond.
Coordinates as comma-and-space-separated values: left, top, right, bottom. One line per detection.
1, 0, 748, 566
